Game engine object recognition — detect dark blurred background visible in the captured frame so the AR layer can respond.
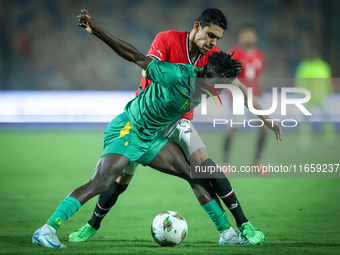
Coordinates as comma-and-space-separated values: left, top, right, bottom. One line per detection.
0, 0, 339, 91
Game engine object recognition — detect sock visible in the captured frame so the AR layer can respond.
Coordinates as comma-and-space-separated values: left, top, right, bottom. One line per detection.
202, 198, 231, 233
46, 196, 81, 231
200, 159, 248, 228
220, 189, 248, 228
88, 181, 128, 230
254, 131, 267, 162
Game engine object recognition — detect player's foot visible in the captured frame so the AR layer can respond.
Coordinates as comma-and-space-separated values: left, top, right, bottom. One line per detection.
239, 221, 265, 245
32, 224, 66, 248
69, 223, 97, 242
219, 227, 249, 245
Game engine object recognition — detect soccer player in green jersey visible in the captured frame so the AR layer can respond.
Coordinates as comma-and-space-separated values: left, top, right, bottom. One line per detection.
70, 8, 269, 246
32, 9, 282, 248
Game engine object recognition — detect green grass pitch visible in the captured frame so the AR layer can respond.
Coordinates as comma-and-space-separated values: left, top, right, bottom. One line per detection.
0, 128, 339, 254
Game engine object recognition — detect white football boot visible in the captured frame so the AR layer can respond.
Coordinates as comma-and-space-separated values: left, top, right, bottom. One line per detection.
32, 224, 66, 248
219, 226, 249, 245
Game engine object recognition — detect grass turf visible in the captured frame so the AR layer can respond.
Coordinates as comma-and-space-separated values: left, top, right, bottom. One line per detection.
0, 129, 339, 254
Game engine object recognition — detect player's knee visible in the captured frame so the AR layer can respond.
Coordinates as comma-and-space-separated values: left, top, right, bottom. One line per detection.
176, 162, 191, 180
88, 177, 114, 195
190, 148, 209, 166
116, 173, 133, 185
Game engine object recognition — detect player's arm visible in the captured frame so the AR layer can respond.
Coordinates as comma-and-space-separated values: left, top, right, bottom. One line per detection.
77, 9, 151, 70
142, 57, 155, 81
142, 32, 170, 81
232, 78, 283, 141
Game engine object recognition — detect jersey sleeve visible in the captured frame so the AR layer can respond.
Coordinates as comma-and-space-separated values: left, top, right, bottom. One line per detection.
147, 31, 170, 61
145, 59, 183, 88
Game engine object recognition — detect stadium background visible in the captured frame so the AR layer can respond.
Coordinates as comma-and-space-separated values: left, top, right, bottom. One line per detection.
0, 0, 339, 254
1, 0, 340, 91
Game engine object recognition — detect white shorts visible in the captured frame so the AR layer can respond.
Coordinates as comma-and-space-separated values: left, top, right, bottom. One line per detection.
122, 118, 206, 175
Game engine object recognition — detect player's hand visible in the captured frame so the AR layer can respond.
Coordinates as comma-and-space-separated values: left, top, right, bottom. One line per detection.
264, 119, 283, 141
77, 9, 98, 34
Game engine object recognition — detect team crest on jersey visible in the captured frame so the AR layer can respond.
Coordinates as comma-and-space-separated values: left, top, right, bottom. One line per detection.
123, 140, 131, 146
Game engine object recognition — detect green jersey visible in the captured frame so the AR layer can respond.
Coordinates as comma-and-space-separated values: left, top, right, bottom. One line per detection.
295, 58, 333, 96
124, 59, 202, 140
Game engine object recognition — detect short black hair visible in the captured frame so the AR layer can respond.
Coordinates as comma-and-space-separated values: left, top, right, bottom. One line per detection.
206, 51, 242, 78
196, 8, 228, 30
239, 23, 259, 34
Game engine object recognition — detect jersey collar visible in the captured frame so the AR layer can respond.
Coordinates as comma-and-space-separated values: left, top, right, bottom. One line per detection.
186, 33, 201, 66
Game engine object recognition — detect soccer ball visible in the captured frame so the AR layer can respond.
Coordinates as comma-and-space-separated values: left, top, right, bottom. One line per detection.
151, 210, 188, 246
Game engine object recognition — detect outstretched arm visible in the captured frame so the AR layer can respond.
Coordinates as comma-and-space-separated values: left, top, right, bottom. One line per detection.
77, 9, 151, 70
231, 78, 283, 141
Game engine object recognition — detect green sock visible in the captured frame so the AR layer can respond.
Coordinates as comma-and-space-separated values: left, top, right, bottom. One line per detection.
46, 196, 81, 231
202, 198, 231, 233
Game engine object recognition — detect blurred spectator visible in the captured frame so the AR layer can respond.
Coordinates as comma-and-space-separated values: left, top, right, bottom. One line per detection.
0, 0, 338, 91
295, 45, 336, 150
222, 23, 268, 172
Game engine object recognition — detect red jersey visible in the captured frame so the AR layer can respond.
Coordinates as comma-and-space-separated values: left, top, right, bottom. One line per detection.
136, 30, 221, 120
228, 45, 265, 97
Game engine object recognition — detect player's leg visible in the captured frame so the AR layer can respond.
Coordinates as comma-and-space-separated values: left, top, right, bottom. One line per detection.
163, 119, 264, 244
252, 125, 269, 173
163, 119, 248, 226
223, 127, 238, 164
319, 96, 337, 146
69, 164, 137, 242
33, 153, 129, 248
222, 92, 238, 164
87, 171, 133, 228
299, 99, 313, 150
146, 140, 247, 244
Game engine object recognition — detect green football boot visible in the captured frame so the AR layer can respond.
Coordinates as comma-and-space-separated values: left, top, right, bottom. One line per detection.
239, 222, 265, 245
69, 223, 97, 242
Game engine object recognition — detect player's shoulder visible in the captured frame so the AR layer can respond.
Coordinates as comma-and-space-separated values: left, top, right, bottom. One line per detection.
156, 30, 188, 40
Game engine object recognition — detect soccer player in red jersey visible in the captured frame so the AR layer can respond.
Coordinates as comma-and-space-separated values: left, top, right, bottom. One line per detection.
223, 24, 267, 171
68, 10, 270, 245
